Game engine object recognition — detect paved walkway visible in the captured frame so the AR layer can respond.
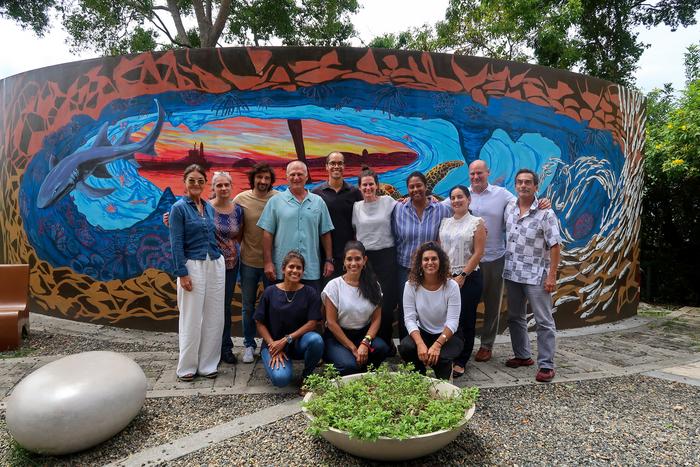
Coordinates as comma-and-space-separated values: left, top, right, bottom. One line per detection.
1, 307, 698, 465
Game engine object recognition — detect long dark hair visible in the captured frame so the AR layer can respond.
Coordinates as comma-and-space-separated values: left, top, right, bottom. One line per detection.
408, 241, 451, 287
343, 240, 381, 306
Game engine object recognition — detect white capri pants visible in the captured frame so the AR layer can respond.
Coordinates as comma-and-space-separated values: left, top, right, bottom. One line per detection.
176, 256, 225, 377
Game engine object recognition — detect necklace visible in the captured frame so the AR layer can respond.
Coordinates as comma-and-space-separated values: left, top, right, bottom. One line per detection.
284, 288, 298, 303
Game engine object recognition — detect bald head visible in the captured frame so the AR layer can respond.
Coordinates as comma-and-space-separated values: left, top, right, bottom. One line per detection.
286, 160, 308, 176
469, 160, 490, 193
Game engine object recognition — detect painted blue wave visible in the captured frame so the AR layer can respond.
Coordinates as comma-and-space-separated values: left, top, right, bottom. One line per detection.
19, 79, 625, 280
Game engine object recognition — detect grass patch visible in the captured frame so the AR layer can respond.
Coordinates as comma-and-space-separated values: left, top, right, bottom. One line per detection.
7, 439, 43, 467
0, 347, 32, 360
638, 309, 674, 317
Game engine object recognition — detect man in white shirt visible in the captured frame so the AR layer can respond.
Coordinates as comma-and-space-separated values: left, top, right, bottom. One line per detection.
468, 160, 515, 362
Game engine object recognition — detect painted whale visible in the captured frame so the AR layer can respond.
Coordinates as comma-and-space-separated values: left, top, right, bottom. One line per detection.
36, 99, 165, 209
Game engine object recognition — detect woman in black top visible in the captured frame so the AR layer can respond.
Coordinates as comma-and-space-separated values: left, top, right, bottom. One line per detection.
254, 250, 324, 387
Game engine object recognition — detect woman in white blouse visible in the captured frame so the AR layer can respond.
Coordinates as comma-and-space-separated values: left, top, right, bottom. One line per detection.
399, 242, 463, 380
352, 166, 398, 352
322, 240, 390, 375
439, 185, 486, 378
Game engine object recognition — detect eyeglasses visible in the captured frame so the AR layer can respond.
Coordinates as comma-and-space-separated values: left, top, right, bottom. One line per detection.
186, 178, 206, 185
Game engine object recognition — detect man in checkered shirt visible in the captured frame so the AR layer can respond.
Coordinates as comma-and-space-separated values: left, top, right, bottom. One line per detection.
502, 168, 561, 383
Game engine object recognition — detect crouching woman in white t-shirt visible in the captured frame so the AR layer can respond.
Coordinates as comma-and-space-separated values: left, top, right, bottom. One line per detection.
399, 241, 463, 380
322, 240, 390, 375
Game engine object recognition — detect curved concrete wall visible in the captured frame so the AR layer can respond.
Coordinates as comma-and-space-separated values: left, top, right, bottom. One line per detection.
0, 47, 644, 332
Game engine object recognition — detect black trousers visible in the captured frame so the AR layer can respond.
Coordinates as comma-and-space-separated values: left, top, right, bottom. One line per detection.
454, 269, 483, 366
366, 247, 398, 345
399, 329, 464, 380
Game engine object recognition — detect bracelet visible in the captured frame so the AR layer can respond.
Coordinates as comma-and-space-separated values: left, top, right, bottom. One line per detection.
324, 258, 334, 264
364, 334, 373, 342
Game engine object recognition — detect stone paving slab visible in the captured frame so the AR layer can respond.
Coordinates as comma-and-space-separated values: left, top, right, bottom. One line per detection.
2, 308, 699, 401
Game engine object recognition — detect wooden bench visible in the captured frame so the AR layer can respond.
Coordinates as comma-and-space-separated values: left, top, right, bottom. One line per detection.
0, 264, 30, 351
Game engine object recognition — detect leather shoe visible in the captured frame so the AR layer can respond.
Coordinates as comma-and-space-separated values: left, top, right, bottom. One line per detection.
221, 351, 237, 364
535, 368, 555, 382
474, 347, 492, 362
505, 357, 535, 368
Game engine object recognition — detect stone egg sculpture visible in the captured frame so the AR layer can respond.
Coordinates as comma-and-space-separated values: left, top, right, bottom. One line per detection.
5, 351, 147, 455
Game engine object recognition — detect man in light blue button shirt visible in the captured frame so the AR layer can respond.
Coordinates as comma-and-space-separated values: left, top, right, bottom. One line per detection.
258, 161, 334, 292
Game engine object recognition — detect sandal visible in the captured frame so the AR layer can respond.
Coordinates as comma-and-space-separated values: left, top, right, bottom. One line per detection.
201, 371, 218, 379
178, 373, 195, 382
452, 365, 465, 378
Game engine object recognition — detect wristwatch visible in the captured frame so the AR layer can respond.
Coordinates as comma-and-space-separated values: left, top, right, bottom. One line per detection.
324, 258, 334, 265
285, 334, 294, 345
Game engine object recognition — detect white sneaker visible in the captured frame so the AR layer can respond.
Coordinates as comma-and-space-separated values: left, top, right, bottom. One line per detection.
243, 346, 255, 363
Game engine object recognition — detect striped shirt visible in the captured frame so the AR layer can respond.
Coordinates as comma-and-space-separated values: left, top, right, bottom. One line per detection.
392, 201, 452, 268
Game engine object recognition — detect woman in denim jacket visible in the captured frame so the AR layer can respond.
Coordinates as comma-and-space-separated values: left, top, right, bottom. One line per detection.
169, 164, 225, 382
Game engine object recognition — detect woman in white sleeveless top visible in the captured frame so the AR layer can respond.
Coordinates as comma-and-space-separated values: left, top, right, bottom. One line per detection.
439, 185, 486, 378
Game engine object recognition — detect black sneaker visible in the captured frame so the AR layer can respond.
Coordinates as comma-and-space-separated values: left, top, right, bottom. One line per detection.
221, 351, 237, 364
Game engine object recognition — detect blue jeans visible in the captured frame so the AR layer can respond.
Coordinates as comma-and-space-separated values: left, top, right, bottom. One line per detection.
222, 265, 239, 354
240, 262, 272, 349
324, 327, 390, 375
260, 332, 324, 387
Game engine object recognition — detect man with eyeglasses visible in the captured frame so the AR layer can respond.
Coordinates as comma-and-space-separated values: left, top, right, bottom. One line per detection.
258, 160, 334, 293
233, 163, 279, 363
311, 152, 362, 284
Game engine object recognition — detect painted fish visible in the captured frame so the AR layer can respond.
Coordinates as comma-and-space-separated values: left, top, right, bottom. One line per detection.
36, 99, 164, 208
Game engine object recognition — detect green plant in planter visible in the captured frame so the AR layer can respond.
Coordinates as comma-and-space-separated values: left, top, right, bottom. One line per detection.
302, 364, 479, 441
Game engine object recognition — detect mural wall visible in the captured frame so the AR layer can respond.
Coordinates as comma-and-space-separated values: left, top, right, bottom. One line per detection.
0, 47, 644, 332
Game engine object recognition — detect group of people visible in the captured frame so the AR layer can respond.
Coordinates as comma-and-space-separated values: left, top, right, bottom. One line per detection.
168, 152, 561, 387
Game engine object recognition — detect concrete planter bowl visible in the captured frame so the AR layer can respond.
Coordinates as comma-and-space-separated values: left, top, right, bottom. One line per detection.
301, 372, 476, 462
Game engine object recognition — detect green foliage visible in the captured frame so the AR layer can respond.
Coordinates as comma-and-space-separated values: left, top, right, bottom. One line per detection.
379, 0, 700, 85
368, 27, 443, 52
302, 364, 479, 441
11, 0, 358, 56
641, 43, 700, 305
289, 0, 359, 47
0, 0, 55, 35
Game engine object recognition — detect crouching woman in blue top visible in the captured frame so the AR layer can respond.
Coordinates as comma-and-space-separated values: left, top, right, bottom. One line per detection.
399, 242, 463, 380
322, 240, 390, 375
254, 250, 324, 387
169, 164, 225, 382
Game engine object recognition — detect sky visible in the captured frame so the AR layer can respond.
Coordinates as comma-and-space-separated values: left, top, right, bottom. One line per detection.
0, 0, 697, 92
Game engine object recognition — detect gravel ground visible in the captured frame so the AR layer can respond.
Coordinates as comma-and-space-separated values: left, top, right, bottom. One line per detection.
1, 330, 177, 358
170, 375, 700, 466
0, 393, 295, 466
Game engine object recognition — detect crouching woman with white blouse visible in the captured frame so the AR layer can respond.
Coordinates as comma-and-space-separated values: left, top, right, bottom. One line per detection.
399, 242, 463, 380
322, 241, 390, 375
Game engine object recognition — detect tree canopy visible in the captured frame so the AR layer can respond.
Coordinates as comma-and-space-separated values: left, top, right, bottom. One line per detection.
641, 43, 700, 304
370, 0, 700, 86
1, 0, 360, 55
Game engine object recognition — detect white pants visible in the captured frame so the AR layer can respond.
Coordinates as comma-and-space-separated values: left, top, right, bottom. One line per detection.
176, 256, 225, 377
